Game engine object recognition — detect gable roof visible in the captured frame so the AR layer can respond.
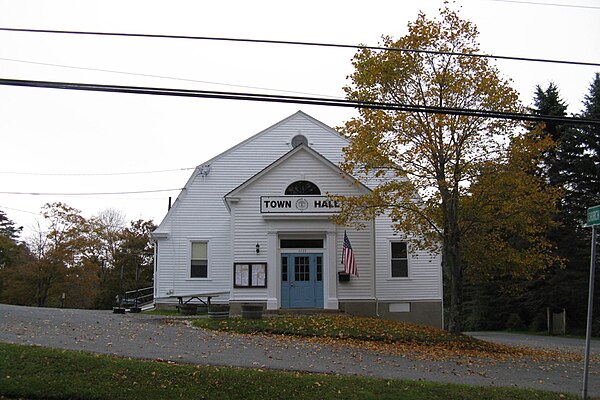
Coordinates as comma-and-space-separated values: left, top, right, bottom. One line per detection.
203, 110, 348, 168
224, 143, 370, 204
154, 111, 351, 232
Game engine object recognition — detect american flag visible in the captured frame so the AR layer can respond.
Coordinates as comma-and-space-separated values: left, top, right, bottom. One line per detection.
343, 230, 358, 277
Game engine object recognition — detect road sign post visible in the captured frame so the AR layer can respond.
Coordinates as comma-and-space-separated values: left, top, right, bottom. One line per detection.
583, 205, 600, 399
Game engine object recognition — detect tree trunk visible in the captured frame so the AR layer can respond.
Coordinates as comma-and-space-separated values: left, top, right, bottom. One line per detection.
441, 186, 464, 333
36, 278, 48, 307
445, 236, 463, 332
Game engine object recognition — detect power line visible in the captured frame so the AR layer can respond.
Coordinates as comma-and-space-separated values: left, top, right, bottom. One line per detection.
485, 0, 600, 9
0, 27, 598, 67
1, 78, 598, 126
0, 167, 195, 177
0, 57, 342, 99
0, 205, 41, 215
0, 188, 184, 196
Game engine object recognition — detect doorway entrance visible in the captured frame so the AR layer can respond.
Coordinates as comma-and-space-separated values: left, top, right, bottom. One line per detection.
281, 253, 323, 308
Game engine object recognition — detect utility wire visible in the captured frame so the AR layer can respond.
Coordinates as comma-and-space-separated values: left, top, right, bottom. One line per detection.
0, 188, 184, 196
0, 167, 195, 176
484, 0, 600, 9
0, 27, 598, 67
1, 78, 598, 126
0, 57, 342, 99
0, 205, 41, 215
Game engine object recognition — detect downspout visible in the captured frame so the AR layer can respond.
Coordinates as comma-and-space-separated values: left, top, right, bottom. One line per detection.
373, 218, 379, 317
440, 249, 445, 329
171, 203, 176, 296
223, 195, 235, 302
153, 239, 158, 303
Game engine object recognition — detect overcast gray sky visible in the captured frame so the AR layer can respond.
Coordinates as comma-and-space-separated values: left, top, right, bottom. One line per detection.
1, 0, 599, 237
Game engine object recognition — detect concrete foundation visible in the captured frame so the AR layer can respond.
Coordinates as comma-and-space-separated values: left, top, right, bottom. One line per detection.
155, 299, 443, 328
339, 300, 443, 328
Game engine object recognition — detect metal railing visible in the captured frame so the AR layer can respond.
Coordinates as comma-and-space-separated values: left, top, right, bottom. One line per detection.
121, 286, 154, 309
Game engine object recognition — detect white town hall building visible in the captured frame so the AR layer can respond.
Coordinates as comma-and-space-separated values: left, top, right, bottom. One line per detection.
152, 111, 443, 327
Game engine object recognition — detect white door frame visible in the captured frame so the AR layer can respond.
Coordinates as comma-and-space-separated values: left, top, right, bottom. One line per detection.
266, 228, 338, 310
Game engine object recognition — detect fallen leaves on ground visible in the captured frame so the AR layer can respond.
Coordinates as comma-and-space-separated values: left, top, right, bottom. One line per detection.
188, 315, 587, 364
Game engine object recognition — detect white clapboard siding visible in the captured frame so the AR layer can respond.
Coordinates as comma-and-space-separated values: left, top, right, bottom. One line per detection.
228, 147, 374, 301
153, 110, 442, 306
335, 225, 374, 300
374, 214, 443, 301
352, 169, 442, 302
154, 112, 350, 300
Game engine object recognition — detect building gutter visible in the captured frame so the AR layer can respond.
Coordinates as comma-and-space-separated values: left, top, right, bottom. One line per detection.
372, 218, 379, 317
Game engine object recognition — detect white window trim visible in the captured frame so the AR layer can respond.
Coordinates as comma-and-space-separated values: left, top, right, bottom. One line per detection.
389, 240, 411, 279
189, 240, 210, 280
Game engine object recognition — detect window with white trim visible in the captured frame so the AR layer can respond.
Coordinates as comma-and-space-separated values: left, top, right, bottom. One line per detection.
191, 242, 208, 278
391, 242, 409, 278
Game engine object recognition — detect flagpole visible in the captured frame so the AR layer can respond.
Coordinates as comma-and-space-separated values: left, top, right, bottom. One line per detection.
341, 230, 346, 266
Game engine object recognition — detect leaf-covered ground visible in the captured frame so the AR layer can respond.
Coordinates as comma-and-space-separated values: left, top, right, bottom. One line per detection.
192, 315, 584, 363
0, 342, 579, 400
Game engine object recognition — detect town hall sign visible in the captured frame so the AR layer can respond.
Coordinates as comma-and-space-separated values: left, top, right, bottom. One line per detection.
260, 196, 341, 214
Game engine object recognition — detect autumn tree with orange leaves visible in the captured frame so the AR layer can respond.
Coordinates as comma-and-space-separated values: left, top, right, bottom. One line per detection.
334, 6, 559, 332
0, 203, 156, 309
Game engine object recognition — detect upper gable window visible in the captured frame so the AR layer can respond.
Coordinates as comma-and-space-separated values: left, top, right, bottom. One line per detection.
285, 180, 321, 195
291, 134, 308, 148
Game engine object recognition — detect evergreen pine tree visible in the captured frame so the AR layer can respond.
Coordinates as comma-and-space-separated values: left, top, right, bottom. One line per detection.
531, 82, 576, 187
575, 73, 600, 214
0, 210, 22, 240
529, 77, 600, 332
0, 210, 25, 269
533, 83, 568, 142
577, 73, 600, 332
463, 77, 600, 333
0, 211, 31, 301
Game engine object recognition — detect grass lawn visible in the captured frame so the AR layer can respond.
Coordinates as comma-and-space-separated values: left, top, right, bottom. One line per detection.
192, 315, 581, 361
0, 342, 579, 400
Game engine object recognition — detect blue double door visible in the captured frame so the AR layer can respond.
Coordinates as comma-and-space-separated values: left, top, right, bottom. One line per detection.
281, 253, 324, 308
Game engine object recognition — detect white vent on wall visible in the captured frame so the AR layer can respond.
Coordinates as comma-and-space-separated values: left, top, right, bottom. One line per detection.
389, 302, 411, 313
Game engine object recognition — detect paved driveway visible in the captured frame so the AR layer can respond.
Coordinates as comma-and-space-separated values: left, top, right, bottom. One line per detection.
466, 331, 600, 355
0, 304, 597, 397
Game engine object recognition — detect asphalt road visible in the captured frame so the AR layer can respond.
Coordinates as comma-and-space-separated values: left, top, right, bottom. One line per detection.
0, 304, 597, 397
466, 331, 600, 354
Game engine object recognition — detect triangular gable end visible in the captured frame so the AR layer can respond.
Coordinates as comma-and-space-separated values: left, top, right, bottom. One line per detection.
154, 111, 350, 233
197, 110, 348, 172
224, 144, 370, 208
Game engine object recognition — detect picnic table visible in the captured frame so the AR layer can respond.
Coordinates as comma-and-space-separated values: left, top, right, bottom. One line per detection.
168, 291, 229, 307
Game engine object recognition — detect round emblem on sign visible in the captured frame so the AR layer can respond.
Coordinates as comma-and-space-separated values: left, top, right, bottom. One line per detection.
295, 198, 309, 210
